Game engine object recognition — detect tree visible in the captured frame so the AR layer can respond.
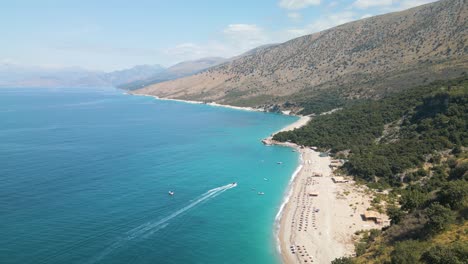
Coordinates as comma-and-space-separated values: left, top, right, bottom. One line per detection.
332, 257, 355, 264
387, 205, 405, 225
424, 202, 455, 234
391, 240, 425, 264
449, 161, 468, 180
355, 242, 367, 256
401, 190, 427, 212
437, 180, 468, 210
420, 242, 468, 264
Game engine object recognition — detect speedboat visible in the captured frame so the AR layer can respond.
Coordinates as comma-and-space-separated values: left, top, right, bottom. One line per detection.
277, 162, 283, 164
168, 191, 174, 196
258, 192, 265, 195
230, 182, 237, 187
264, 178, 268, 181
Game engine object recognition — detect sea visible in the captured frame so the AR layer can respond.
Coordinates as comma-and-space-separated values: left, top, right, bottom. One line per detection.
0, 87, 299, 264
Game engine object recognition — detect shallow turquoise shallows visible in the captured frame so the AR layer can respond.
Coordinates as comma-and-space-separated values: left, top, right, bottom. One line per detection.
0, 88, 299, 264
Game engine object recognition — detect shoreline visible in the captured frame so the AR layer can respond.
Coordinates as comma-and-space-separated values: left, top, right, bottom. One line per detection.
130, 93, 266, 112
266, 122, 389, 263
128, 92, 387, 263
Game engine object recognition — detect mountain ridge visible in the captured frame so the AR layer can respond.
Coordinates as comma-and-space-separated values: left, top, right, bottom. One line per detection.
118, 57, 227, 90
0, 56, 226, 89
133, 0, 467, 114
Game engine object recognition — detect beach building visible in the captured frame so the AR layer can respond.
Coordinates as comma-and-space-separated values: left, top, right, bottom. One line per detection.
330, 160, 344, 169
332, 177, 349, 183
363, 211, 383, 224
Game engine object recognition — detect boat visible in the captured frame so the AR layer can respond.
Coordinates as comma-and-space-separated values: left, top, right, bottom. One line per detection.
168, 191, 174, 196
277, 162, 283, 164
230, 182, 237, 187
257, 192, 265, 195
264, 178, 268, 181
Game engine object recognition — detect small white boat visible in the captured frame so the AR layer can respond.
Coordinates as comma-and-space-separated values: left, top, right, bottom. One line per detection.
168, 191, 174, 196
264, 178, 268, 181
258, 192, 265, 195
230, 182, 237, 187
277, 162, 283, 164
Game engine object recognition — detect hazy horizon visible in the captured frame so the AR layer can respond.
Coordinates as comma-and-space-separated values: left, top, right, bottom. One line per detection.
1, 0, 437, 71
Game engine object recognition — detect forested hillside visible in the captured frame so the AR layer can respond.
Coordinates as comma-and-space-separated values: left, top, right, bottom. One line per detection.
274, 77, 467, 186
275, 77, 468, 263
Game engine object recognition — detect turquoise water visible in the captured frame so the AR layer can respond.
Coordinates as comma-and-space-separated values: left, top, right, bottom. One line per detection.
0, 88, 299, 264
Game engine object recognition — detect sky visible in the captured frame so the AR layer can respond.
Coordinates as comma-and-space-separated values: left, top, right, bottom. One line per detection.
0, 0, 437, 71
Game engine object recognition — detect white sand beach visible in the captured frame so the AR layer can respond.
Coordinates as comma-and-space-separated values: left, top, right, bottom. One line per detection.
265, 116, 388, 264
277, 116, 311, 133
133, 93, 387, 263
277, 149, 386, 263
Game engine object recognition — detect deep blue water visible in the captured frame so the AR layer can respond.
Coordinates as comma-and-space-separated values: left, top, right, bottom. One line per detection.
0, 88, 299, 264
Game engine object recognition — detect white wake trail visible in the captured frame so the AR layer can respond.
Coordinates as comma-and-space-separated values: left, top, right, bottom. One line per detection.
126, 183, 235, 239
87, 183, 236, 264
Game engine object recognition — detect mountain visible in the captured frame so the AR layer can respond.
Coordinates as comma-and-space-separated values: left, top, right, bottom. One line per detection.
0, 64, 165, 88
0, 57, 226, 89
118, 57, 227, 90
133, 0, 467, 113
0, 64, 104, 88
101, 64, 165, 86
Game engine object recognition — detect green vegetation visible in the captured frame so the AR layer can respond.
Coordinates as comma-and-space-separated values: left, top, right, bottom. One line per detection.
348, 156, 468, 264
438, 181, 468, 210
332, 257, 355, 264
273, 77, 468, 264
425, 202, 456, 234
390, 240, 427, 264
387, 205, 405, 225
274, 77, 468, 186
295, 89, 351, 115
420, 242, 468, 264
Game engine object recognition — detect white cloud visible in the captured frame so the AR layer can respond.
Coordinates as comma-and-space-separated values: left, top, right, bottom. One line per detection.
279, 0, 321, 10
398, 0, 437, 9
351, 0, 437, 11
328, 1, 339, 8
313, 11, 356, 31
164, 24, 270, 63
0, 58, 16, 65
353, 0, 393, 9
287, 12, 302, 21
286, 11, 357, 38
223, 24, 263, 36
223, 24, 269, 50
165, 43, 203, 58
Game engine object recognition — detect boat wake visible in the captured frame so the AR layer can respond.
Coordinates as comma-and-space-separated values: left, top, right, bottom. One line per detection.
126, 183, 236, 240
87, 183, 236, 264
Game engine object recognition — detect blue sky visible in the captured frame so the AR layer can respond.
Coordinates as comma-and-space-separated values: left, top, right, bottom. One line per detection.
0, 0, 436, 71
